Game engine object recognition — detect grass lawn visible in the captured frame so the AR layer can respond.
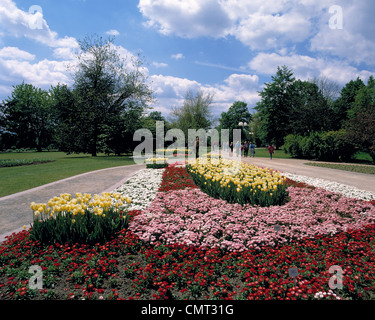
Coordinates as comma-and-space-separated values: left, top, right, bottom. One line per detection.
250, 148, 293, 159
305, 162, 375, 175
253, 149, 374, 164
0, 152, 135, 197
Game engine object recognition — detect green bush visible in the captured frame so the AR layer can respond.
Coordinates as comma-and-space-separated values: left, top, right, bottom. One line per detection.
146, 163, 169, 169
0, 159, 55, 167
283, 130, 356, 162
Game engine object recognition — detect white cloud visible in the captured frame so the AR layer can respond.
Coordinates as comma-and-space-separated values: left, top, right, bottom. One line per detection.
248, 52, 374, 85
310, 1, 375, 65
0, 0, 79, 59
149, 73, 261, 117
138, 0, 322, 50
138, 0, 232, 38
233, 11, 312, 50
0, 56, 71, 88
152, 62, 168, 68
0, 47, 35, 61
171, 53, 184, 60
106, 29, 120, 36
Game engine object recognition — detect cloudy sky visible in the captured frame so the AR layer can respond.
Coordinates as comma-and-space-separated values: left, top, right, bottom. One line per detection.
0, 0, 374, 117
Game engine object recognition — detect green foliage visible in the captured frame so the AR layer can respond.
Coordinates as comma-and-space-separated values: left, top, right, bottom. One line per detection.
53, 35, 153, 157
332, 77, 366, 129
255, 66, 335, 148
255, 66, 295, 148
146, 163, 168, 169
170, 89, 214, 145
29, 208, 130, 245
283, 130, 357, 162
345, 104, 375, 164
2, 82, 54, 152
0, 158, 55, 167
217, 101, 252, 143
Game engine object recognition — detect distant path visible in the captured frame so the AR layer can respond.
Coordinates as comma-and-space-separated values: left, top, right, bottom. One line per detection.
242, 157, 375, 193
0, 164, 145, 241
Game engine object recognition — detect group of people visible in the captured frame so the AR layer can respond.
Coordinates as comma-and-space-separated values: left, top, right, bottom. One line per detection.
229, 141, 256, 157
194, 137, 275, 159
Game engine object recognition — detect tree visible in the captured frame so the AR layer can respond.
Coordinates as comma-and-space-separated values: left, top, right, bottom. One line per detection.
255, 65, 296, 148
64, 34, 153, 156
345, 104, 375, 164
3, 82, 54, 151
218, 101, 252, 143
170, 89, 214, 143
309, 76, 341, 105
348, 76, 375, 118
50, 84, 80, 153
288, 80, 333, 134
332, 77, 365, 129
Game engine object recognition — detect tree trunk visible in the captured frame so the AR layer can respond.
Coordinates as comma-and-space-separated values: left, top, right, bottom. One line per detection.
91, 124, 98, 157
370, 150, 375, 165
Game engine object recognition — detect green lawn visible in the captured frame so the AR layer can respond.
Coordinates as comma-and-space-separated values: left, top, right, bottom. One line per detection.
304, 162, 375, 175
0, 152, 135, 197
250, 148, 293, 159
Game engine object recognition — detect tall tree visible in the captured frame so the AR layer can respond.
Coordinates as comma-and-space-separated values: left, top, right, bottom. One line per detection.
65, 34, 153, 156
3, 82, 54, 151
345, 104, 375, 164
309, 76, 341, 105
218, 101, 252, 143
332, 77, 365, 129
50, 84, 80, 153
255, 66, 295, 148
348, 76, 375, 118
170, 89, 214, 143
288, 80, 332, 134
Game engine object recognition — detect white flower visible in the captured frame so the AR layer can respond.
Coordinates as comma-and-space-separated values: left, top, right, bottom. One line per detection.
282, 173, 375, 201
112, 168, 165, 211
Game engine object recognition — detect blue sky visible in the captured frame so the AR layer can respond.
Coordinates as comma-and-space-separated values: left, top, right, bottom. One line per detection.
1, 0, 374, 118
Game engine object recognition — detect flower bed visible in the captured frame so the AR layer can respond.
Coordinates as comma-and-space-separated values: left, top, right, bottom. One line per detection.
145, 158, 168, 169
30, 192, 132, 245
282, 173, 375, 201
113, 168, 164, 211
1, 164, 375, 300
186, 158, 287, 206
129, 186, 375, 251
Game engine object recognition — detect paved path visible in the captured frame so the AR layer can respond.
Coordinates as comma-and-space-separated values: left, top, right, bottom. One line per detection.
0, 164, 146, 242
242, 157, 375, 193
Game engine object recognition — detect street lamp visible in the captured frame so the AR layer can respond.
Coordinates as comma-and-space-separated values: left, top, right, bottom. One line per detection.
238, 122, 248, 138
238, 122, 248, 129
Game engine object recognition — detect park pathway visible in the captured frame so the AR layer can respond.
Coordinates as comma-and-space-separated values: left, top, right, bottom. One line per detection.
0, 163, 146, 242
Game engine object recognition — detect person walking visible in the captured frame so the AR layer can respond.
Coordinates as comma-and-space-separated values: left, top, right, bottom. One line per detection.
195, 137, 200, 159
268, 144, 275, 160
235, 141, 241, 157
243, 141, 249, 157
249, 142, 255, 157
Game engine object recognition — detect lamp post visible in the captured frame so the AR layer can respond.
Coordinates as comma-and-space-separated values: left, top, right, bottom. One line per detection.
238, 122, 248, 139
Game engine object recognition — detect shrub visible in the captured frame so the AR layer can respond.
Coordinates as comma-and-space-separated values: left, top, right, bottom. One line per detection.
283, 130, 356, 162
145, 157, 168, 169
0, 159, 55, 167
